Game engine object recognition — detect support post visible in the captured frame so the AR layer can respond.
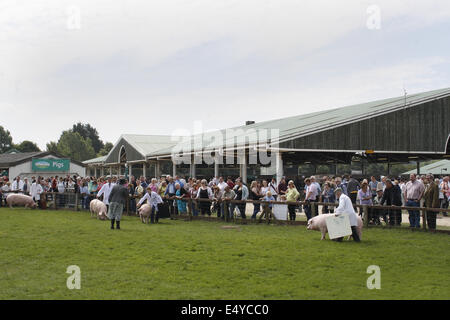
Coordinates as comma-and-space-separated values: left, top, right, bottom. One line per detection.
75, 192, 79, 211
94, 167, 97, 178
155, 161, 161, 179
128, 164, 132, 182
109, 167, 112, 177
363, 205, 369, 228
53, 192, 57, 210
421, 208, 427, 230
190, 154, 196, 178
276, 151, 283, 184
311, 202, 317, 217
417, 161, 421, 175
173, 162, 177, 177
143, 162, 147, 179
240, 151, 247, 184
214, 162, 219, 178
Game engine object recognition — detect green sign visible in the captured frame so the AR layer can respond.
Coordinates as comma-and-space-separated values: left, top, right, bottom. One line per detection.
32, 158, 70, 172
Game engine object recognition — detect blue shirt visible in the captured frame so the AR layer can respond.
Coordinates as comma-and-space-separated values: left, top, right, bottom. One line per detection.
166, 182, 176, 195
263, 195, 276, 208
80, 186, 89, 195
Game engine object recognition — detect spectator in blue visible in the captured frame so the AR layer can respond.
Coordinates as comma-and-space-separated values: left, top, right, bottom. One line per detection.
140, 176, 148, 189
335, 177, 348, 196
174, 176, 184, 188
310, 176, 321, 193
80, 180, 90, 210
320, 182, 335, 213
165, 176, 177, 218
261, 191, 276, 221
369, 176, 379, 199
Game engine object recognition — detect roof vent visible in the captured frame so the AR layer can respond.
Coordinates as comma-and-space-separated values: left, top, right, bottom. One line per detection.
245, 121, 255, 126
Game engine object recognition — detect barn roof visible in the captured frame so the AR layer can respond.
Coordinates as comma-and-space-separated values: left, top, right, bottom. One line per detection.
0, 152, 45, 167
0, 151, 85, 167
82, 155, 107, 165
146, 87, 450, 157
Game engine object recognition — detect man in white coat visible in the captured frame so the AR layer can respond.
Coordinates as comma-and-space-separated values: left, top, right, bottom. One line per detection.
97, 177, 115, 208
30, 179, 43, 208
334, 187, 361, 242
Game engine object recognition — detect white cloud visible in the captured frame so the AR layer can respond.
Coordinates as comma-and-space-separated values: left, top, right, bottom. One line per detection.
1, 0, 449, 149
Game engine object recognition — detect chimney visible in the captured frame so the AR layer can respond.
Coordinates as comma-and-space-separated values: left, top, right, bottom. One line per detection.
245, 121, 255, 126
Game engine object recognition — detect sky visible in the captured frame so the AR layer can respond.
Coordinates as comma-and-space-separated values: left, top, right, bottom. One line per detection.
1, 0, 450, 150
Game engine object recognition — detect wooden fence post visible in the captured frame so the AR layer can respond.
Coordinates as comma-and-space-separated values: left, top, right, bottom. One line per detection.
188, 199, 193, 221
75, 193, 79, 211
53, 192, 57, 210
363, 205, 369, 228
421, 208, 427, 230
311, 202, 316, 217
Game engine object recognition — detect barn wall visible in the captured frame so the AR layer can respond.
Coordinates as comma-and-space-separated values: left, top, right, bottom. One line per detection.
281, 96, 450, 153
105, 138, 145, 163
9, 156, 85, 179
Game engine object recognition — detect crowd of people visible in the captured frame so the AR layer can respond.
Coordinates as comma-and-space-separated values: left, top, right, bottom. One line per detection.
1, 172, 449, 230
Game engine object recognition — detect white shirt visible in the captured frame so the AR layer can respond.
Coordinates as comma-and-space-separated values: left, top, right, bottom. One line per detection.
57, 182, 66, 193
138, 191, 163, 211
97, 182, 115, 205
335, 193, 358, 227
217, 181, 228, 191
30, 182, 43, 200
11, 180, 24, 192
269, 182, 278, 196
1, 185, 10, 198
306, 183, 318, 200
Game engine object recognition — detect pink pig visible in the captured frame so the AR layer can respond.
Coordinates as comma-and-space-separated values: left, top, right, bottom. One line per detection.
307, 213, 363, 240
89, 199, 108, 220
6, 194, 37, 209
138, 204, 152, 224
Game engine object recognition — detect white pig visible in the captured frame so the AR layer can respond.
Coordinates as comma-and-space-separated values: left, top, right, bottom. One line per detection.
138, 204, 152, 224
307, 213, 363, 240
89, 199, 108, 220
6, 194, 37, 209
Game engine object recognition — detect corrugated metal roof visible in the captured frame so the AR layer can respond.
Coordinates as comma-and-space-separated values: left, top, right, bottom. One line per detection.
146, 87, 450, 157
120, 134, 182, 156
0, 151, 86, 167
403, 160, 450, 175
82, 155, 107, 165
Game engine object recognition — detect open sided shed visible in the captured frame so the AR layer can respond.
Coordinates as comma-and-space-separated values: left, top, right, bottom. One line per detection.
84, 87, 450, 181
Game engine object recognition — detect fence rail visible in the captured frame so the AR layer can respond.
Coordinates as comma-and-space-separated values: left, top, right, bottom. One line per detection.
2, 191, 449, 233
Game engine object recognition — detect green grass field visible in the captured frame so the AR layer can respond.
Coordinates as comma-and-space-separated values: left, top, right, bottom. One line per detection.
0, 208, 449, 300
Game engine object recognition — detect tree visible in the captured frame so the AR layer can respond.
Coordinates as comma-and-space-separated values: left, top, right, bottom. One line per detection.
98, 142, 113, 156
0, 126, 13, 153
15, 140, 41, 152
46, 141, 59, 153
56, 131, 96, 161
72, 123, 104, 154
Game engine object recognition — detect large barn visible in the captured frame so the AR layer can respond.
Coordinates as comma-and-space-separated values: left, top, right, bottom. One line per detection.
84, 87, 450, 181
